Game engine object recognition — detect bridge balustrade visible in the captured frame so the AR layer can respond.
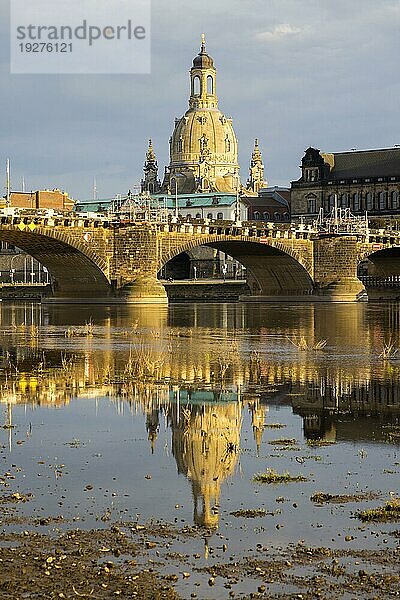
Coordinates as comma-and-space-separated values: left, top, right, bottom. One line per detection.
360, 275, 400, 288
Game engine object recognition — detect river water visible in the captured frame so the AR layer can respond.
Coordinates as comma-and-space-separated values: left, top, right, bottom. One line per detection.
0, 301, 399, 598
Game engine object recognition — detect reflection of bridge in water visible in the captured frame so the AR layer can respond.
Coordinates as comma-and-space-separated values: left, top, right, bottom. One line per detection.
2, 299, 400, 527
1, 347, 400, 527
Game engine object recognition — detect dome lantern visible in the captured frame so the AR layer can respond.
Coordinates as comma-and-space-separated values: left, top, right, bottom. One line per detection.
190, 33, 218, 110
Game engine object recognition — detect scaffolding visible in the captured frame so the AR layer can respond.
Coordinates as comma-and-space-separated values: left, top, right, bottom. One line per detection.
108, 193, 125, 214
113, 193, 169, 223
314, 207, 368, 235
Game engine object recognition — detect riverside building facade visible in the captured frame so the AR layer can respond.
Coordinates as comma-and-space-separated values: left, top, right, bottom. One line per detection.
291, 146, 400, 220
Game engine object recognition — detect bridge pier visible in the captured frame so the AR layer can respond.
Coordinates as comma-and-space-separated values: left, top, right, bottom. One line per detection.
118, 275, 168, 304
313, 277, 366, 302
312, 237, 366, 302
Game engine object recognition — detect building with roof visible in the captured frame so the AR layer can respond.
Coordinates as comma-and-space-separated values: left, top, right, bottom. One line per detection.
1, 189, 75, 212
245, 186, 290, 223
141, 35, 266, 198
157, 192, 248, 221
291, 146, 400, 219
74, 197, 113, 213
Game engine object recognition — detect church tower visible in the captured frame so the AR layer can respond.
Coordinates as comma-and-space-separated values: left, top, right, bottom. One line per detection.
247, 138, 267, 194
162, 35, 240, 194
141, 139, 161, 194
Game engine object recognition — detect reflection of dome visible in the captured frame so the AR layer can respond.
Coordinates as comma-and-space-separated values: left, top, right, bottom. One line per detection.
162, 35, 240, 195
171, 402, 241, 528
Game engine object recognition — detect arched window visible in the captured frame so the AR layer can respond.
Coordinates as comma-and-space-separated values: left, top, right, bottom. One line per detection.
225, 137, 231, 152
254, 211, 260, 220
283, 212, 290, 222
186, 214, 192, 219
366, 192, 373, 211
177, 137, 183, 152
217, 212, 223, 220
207, 75, 213, 94
341, 193, 349, 208
207, 212, 213, 219
192, 76, 200, 95
391, 190, 399, 210
195, 213, 201, 219
263, 211, 270, 220
378, 191, 387, 210
274, 212, 281, 221
353, 192, 360, 212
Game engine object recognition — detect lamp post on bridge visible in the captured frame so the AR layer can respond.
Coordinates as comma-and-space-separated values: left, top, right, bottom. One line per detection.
235, 182, 241, 225
170, 174, 184, 221
170, 176, 180, 221
9, 254, 19, 284
229, 172, 241, 225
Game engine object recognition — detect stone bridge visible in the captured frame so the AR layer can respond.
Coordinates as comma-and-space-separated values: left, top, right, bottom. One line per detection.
1, 211, 400, 303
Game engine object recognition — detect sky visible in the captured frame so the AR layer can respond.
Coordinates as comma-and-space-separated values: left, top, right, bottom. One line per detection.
1, 0, 400, 201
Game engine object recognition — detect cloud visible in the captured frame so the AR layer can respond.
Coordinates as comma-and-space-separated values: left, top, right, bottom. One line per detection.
257, 23, 303, 42
0, 0, 399, 198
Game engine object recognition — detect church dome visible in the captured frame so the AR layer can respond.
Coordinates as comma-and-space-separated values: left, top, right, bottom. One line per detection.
193, 49, 214, 69
169, 108, 239, 193
162, 35, 240, 194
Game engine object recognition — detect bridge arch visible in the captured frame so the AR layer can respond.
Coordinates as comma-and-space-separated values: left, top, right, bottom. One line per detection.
158, 235, 314, 296
358, 246, 400, 278
0, 225, 111, 298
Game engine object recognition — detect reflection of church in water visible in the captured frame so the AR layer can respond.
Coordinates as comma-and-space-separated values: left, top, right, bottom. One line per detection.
145, 389, 266, 528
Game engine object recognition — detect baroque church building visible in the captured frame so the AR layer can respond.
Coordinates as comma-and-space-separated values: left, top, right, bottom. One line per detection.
141, 35, 266, 198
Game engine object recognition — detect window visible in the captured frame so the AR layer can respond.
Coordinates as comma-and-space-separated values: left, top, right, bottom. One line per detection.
225, 136, 231, 152
274, 212, 281, 221
263, 211, 270, 220
217, 212, 223, 220
192, 76, 200, 95
254, 211, 260, 220
353, 193, 360, 212
186, 214, 192, 219
207, 75, 213, 94
177, 137, 183, 152
207, 212, 213, 219
391, 191, 399, 210
307, 195, 317, 213
195, 213, 202, 219
341, 193, 348, 208
378, 191, 386, 210
304, 169, 316, 182
366, 192, 373, 211
328, 194, 335, 210
283, 212, 290, 222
